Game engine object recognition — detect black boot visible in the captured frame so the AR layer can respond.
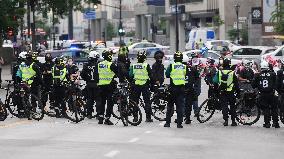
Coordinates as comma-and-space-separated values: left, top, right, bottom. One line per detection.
223, 120, 228, 126
231, 120, 237, 126
98, 117, 104, 124
104, 119, 114, 125
164, 122, 170, 127
145, 115, 153, 122
263, 123, 271, 128
177, 124, 183, 128
272, 123, 280, 128
185, 118, 191, 124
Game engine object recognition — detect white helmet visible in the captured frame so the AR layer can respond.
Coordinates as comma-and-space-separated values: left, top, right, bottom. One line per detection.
19, 51, 28, 59
89, 51, 100, 59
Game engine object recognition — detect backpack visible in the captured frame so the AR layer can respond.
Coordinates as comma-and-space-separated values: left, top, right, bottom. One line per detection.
219, 71, 233, 91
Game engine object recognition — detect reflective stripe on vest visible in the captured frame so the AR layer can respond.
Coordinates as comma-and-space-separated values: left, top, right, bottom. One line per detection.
98, 60, 115, 85
20, 62, 36, 85
52, 66, 67, 83
218, 70, 234, 91
133, 63, 149, 85
170, 62, 186, 85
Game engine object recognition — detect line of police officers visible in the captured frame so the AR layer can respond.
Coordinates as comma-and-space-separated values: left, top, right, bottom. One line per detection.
11, 48, 283, 128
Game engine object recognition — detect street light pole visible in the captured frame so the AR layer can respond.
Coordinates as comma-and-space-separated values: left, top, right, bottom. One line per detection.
119, 0, 122, 46
88, 2, 91, 42
175, 0, 179, 52
234, 3, 240, 44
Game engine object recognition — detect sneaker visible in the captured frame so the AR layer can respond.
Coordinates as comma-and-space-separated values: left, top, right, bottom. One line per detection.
104, 119, 114, 125
164, 123, 170, 127
231, 122, 237, 126
86, 114, 92, 119
185, 119, 191, 124
263, 123, 271, 128
177, 124, 183, 128
223, 120, 228, 126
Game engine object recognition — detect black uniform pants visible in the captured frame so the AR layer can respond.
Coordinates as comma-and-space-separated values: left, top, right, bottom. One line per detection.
132, 85, 152, 116
97, 85, 114, 119
259, 93, 279, 124
42, 76, 53, 105
166, 86, 185, 125
53, 85, 66, 113
184, 89, 194, 120
279, 93, 284, 114
220, 92, 236, 122
86, 85, 100, 116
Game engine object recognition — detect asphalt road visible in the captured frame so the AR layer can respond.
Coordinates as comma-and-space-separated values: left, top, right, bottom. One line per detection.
0, 64, 284, 159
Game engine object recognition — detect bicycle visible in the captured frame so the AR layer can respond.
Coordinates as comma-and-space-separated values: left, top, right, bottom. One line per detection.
150, 84, 170, 121
42, 86, 57, 117
235, 89, 261, 125
0, 97, 7, 121
63, 80, 86, 123
112, 82, 142, 126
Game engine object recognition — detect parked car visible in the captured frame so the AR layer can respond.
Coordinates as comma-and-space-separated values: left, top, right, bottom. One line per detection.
164, 50, 242, 68
128, 42, 170, 59
205, 40, 240, 52
260, 45, 284, 69
228, 46, 276, 64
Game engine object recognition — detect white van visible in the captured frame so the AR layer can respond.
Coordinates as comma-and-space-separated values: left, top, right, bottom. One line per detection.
185, 28, 215, 50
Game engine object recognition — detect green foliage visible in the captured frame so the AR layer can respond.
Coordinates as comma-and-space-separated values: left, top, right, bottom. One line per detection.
270, 4, 284, 35
213, 15, 224, 27
126, 31, 135, 37
106, 21, 116, 40
227, 28, 248, 45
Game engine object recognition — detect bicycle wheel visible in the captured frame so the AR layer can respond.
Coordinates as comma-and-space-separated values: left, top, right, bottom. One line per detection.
236, 100, 261, 125
197, 99, 216, 123
126, 100, 142, 126
42, 92, 57, 117
5, 92, 21, 118
26, 93, 44, 121
151, 95, 167, 121
64, 95, 86, 123
0, 101, 7, 121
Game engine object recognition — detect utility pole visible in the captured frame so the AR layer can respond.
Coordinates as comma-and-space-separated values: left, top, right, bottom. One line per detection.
234, 3, 240, 44
52, 8, 56, 49
119, 0, 122, 46
27, 0, 31, 41
31, 0, 36, 51
88, 2, 91, 42
68, 0, 73, 40
175, 0, 179, 52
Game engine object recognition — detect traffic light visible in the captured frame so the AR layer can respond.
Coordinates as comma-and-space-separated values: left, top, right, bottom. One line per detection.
118, 28, 125, 36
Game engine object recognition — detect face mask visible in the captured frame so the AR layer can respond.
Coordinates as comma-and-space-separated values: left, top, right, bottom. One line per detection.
156, 59, 162, 63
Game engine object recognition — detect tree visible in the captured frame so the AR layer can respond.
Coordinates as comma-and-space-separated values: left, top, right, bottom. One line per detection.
227, 28, 248, 45
270, 4, 284, 35
213, 15, 224, 39
106, 22, 116, 40
0, 0, 26, 47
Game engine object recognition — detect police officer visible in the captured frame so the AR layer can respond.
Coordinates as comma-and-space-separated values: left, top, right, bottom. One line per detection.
151, 51, 164, 87
16, 52, 42, 119
129, 50, 153, 122
97, 50, 118, 125
216, 58, 239, 126
41, 53, 54, 106
66, 57, 79, 81
277, 60, 284, 126
253, 64, 280, 128
184, 55, 200, 124
164, 51, 187, 128
81, 51, 100, 119
52, 57, 68, 117
117, 53, 130, 83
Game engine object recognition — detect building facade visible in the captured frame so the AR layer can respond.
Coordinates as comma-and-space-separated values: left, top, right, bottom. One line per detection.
165, 0, 262, 52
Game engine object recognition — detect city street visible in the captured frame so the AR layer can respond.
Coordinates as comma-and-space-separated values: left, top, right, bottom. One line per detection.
0, 66, 284, 159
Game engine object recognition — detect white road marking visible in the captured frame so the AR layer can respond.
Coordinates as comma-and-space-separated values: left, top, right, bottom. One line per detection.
145, 130, 152, 134
128, 137, 140, 143
104, 150, 120, 158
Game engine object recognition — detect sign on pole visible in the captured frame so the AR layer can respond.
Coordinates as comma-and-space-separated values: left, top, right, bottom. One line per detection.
84, 10, 96, 20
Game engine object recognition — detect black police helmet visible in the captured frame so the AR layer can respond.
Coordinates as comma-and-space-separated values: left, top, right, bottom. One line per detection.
174, 51, 183, 62
223, 58, 231, 67
55, 58, 61, 65
102, 50, 112, 61
137, 50, 147, 61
